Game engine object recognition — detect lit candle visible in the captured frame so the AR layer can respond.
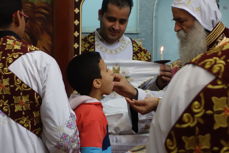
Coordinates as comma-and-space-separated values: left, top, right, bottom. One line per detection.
160, 46, 164, 60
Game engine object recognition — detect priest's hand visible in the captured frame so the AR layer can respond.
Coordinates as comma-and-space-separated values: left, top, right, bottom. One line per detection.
126, 97, 160, 114
156, 64, 173, 89
113, 73, 137, 99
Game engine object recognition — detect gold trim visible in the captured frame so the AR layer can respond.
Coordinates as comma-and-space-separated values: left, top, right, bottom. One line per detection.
79, 0, 85, 55
95, 31, 131, 54
206, 22, 225, 47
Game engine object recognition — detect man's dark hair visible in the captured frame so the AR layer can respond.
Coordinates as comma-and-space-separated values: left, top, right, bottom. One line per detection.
67, 52, 102, 95
0, 0, 22, 28
101, 0, 133, 14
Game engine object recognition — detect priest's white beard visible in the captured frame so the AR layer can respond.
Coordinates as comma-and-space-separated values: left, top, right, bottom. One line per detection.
177, 21, 207, 65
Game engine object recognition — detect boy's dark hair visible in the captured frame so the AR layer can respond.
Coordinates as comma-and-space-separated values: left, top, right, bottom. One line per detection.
67, 52, 102, 95
101, 0, 133, 15
0, 0, 22, 28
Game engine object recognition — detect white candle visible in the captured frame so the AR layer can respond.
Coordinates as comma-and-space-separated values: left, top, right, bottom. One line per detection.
160, 46, 164, 60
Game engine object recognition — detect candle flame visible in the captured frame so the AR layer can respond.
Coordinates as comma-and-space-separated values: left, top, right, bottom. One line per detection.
160, 46, 164, 60
160, 46, 164, 54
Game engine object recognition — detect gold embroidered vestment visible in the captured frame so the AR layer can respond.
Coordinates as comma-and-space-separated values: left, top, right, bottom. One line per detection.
0, 36, 42, 136
165, 41, 229, 153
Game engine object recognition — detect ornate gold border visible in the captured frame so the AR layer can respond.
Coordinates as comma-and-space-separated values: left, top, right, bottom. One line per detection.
206, 22, 225, 47
74, 0, 84, 55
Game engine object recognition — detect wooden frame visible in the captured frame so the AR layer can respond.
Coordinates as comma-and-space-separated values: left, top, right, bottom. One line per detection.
53, 0, 83, 94
53, 0, 84, 94
53, 0, 75, 94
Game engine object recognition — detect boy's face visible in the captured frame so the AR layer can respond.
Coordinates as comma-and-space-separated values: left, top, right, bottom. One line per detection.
99, 59, 114, 95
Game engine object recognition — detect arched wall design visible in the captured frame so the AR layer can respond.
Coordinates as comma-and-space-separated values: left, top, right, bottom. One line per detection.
77, 0, 155, 59
76, 0, 181, 61
75, 0, 229, 62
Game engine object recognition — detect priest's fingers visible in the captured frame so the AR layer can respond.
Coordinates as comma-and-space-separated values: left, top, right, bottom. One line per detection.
160, 69, 173, 80
161, 75, 172, 82
126, 97, 160, 114
113, 77, 137, 99
128, 103, 150, 115
126, 98, 147, 106
113, 73, 122, 81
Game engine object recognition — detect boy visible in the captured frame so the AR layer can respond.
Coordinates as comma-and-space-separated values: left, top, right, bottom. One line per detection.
67, 52, 114, 153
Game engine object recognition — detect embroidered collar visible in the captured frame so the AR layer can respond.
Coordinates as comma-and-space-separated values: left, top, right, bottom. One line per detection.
95, 30, 131, 54
0, 30, 21, 40
206, 22, 225, 49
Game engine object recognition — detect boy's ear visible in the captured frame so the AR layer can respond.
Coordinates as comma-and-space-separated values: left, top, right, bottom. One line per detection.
93, 79, 102, 89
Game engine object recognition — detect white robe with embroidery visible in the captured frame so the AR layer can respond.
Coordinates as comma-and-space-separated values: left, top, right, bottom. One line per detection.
147, 64, 215, 153
0, 51, 79, 153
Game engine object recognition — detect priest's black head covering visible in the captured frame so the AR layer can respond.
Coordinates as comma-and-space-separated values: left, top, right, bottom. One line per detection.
0, 0, 22, 28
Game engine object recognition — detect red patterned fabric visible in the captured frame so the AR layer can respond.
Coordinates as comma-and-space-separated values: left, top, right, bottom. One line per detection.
165, 40, 229, 153
0, 35, 42, 136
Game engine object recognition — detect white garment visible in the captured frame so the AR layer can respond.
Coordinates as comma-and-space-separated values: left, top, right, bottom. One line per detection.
95, 30, 133, 60
172, 0, 221, 31
147, 64, 215, 153
92, 31, 163, 152
69, 93, 100, 109
0, 51, 79, 153
102, 60, 160, 134
94, 31, 160, 134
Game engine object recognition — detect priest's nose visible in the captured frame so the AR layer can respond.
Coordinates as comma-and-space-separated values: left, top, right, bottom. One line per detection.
174, 22, 182, 32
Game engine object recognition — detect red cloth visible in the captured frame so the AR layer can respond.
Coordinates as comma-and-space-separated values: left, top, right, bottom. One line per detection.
75, 102, 109, 148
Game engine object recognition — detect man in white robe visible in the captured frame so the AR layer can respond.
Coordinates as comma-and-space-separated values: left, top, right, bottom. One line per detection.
0, 0, 80, 152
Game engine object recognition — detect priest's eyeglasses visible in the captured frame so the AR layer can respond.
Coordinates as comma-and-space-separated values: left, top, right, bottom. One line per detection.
13, 11, 29, 23
19, 11, 29, 23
